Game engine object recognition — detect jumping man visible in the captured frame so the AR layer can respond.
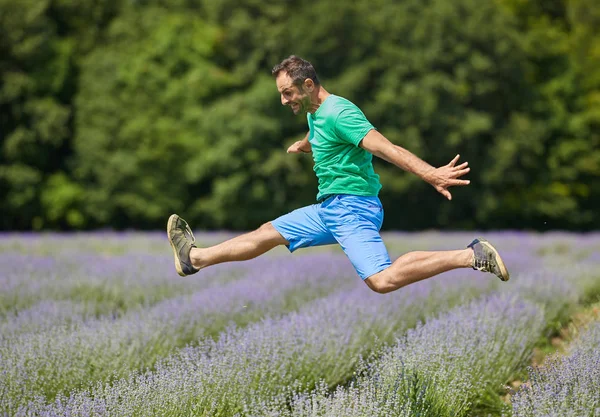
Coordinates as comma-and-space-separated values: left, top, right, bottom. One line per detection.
167, 56, 509, 293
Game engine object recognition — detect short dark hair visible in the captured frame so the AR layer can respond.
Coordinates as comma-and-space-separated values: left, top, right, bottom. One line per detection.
271, 55, 320, 86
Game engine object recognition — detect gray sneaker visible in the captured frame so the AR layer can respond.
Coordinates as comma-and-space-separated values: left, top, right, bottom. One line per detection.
167, 214, 199, 277
467, 238, 510, 281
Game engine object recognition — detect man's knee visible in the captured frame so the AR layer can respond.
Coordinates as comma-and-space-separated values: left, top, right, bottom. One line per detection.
257, 222, 288, 245
364, 269, 393, 294
258, 222, 274, 232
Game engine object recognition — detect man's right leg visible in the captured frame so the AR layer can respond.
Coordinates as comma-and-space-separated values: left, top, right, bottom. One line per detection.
167, 214, 288, 276
167, 204, 336, 277
190, 222, 288, 269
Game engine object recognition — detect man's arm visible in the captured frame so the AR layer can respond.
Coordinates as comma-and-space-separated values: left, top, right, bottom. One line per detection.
360, 129, 470, 200
287, 132, 312, 154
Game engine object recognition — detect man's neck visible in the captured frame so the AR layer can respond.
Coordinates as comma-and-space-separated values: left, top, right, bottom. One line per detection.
308, 86, 330, 113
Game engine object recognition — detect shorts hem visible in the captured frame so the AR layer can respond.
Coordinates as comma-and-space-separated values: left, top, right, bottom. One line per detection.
271, 220, 298, 253
360, 263, 391, 281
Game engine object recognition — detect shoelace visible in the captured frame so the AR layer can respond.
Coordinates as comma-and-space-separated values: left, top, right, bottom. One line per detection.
473, 256, 492, 271
182, 222, 196, 245
475, 259, 490, 270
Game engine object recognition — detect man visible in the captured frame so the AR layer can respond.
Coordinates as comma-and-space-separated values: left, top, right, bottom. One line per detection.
167, 56, 509, 293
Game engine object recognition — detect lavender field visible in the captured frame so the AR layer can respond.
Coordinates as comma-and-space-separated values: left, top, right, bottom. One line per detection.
1, 231, 599, 417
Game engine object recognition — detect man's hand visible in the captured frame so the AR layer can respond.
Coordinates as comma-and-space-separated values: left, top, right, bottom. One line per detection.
287, 132, 311, 154
426, 154, 470, 201
360, 130, 469, 200
287, 140, 311, 153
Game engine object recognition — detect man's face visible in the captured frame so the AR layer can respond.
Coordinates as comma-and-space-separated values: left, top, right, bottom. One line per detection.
276, 72, 312, 115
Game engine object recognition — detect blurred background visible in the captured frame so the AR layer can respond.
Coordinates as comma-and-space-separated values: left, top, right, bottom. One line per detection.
0, 0, 598, 232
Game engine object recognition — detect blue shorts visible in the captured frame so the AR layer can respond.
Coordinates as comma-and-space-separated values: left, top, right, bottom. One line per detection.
271, 194, 391, 280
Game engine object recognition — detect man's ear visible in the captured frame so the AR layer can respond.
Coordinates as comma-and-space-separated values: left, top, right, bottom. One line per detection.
304, 78, 315, 92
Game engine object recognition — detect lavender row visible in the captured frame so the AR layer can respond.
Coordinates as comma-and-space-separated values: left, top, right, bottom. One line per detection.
0, 254, 357, 414
1, 300, 92, 336
0, 231, 237, 256
0, 252, 346, 336
0, 231, 252, 319
510, 321, 600, 417
496, 246, 600, 330
381, 231, 600, 263
0, 251, 248, 318
268, 294, 545, 417
17, 271, 498, 416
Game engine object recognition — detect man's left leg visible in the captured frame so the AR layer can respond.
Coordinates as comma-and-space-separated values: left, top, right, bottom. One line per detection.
364, 239, 509, 294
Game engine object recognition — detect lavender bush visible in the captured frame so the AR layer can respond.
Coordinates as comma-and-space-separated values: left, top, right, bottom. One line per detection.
268, 294, 545, 417
0, 231, 259, 319
0, 251, 246, 318
510, 321, 600, 417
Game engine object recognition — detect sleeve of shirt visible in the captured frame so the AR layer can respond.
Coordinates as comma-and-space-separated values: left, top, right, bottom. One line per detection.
334, 106, 375, 147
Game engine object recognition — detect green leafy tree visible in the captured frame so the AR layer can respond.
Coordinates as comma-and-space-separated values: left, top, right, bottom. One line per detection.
488, 0, 600, 229
0, 0, 70, 229
0, 0, 121, 229
73, 6, 236, 228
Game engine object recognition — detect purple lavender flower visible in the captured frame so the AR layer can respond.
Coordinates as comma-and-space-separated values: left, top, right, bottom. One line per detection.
510, 321, 600, 417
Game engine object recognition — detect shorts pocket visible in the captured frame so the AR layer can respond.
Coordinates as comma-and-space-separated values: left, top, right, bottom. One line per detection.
330, 195, 362, 224
337, 195, 382, 213
335, 195, 383, 228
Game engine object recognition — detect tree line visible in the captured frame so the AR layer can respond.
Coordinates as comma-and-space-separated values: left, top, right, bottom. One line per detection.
1, 0, 598, 231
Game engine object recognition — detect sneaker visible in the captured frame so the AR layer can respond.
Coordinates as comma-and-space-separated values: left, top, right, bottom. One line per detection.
167, 214, 199, 277
467, 238, 510, 281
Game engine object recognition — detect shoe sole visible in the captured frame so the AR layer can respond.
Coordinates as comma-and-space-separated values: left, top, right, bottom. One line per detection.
480, 240, 510, 281
167, 214, 186, 277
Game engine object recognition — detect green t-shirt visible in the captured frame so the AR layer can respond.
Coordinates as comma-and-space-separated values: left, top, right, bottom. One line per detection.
307, 94, 382, 201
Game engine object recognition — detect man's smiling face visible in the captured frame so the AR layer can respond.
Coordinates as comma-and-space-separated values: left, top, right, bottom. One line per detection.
275, 72, 312, 115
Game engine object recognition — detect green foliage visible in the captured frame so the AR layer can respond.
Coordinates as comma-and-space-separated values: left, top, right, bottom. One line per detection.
72, 6, 234, 228
0, 0, 598, 230
0, 0, 122, 229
